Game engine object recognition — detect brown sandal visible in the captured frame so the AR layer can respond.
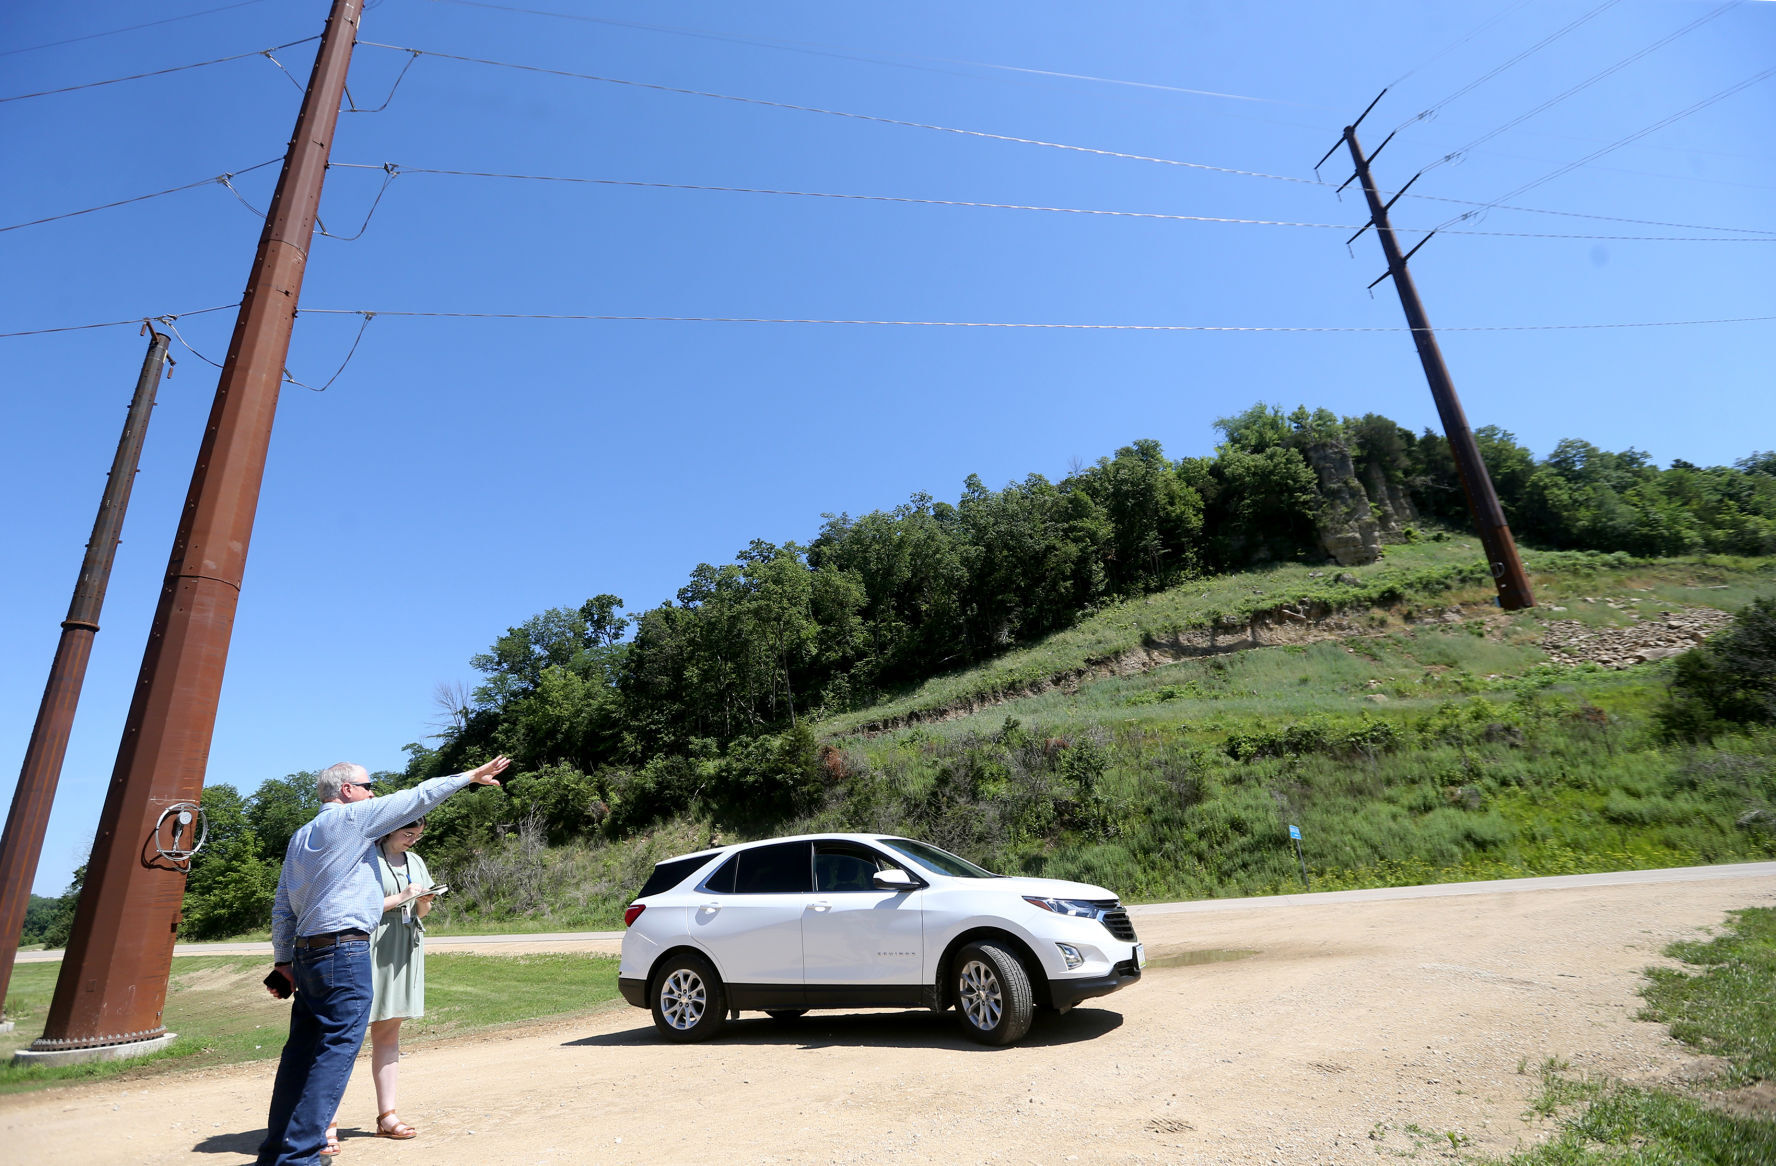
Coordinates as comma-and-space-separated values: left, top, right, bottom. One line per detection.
375, 1110, 418, 1140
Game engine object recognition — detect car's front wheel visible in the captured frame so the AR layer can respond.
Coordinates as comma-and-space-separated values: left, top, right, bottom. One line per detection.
651, 952, 727, 1042
952, 941, 1034, 1046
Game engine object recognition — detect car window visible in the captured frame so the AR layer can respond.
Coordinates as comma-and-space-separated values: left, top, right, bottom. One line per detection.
702, 853, 738, 893
636, 854, 713, 899
813, 843, 889, 893
877, 837, 999, 878
732, 841, 813, 894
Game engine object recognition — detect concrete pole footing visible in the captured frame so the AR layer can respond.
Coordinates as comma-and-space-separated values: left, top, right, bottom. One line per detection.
11, 1032, 175, 1066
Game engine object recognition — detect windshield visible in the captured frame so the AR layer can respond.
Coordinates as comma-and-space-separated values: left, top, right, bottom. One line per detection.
878, 838, 999, 879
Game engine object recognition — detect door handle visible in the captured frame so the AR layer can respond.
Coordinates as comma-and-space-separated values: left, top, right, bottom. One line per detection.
809, 902, 832, 912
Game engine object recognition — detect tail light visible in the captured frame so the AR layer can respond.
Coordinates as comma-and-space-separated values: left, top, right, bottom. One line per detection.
623, 903, 646, 927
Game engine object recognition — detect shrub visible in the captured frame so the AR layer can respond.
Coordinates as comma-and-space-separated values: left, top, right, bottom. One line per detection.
1661, 596, 1776, 738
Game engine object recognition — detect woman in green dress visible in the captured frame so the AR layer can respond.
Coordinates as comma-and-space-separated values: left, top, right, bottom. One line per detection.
327, 817, 438, 1150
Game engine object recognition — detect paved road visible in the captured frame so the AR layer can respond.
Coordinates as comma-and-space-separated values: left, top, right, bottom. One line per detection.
17, 860, 1775, 963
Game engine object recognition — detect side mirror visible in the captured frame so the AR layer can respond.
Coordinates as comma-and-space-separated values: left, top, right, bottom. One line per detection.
872, 868, 918, 892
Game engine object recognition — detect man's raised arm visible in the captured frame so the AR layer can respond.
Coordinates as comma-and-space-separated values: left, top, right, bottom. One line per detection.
350, 756, 512, 840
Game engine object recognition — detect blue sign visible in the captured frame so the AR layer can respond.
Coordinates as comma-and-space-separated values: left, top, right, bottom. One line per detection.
1288, 825, 1302, 840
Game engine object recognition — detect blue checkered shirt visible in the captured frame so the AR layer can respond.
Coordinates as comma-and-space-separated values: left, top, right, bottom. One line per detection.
270, 772, 476, 962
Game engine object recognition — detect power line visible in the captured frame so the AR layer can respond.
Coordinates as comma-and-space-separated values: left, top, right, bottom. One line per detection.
1437, 62, 1776, 231
1404, 192, 1775, 238
1395, 0, 1622, 131
0, 0, 272, 59
425, 0, 1311, 108
357, 41, 1325, 187
8, 306, 1770, 340
0, 37, 320, 104
0, 305, 238, 340
1386, 0, 1536, 87
1425, 0, 1743, 172
356, 42, 1770, 236
327, 161, 1775, 243
0, 160, 281, 234
296, 308, 1776, 333
330, 162, 1355, 227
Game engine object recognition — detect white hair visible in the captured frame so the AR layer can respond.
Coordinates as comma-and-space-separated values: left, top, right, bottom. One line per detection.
316, 762, 368, 802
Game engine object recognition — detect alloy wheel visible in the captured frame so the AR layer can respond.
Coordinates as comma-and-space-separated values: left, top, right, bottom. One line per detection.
958, 958, 1003, 1031
660, 968, 707, 1030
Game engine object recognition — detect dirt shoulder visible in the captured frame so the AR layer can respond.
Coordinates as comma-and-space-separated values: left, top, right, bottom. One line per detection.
5, 867, 1771, 1165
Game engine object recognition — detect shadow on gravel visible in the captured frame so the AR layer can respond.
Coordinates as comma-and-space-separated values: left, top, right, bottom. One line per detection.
564, 1007, 1122, 1051
195, 1122, 393, 1157
191, 1129, 263, 1155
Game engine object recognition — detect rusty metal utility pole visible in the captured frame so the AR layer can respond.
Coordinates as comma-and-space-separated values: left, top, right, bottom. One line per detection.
1319, 95, 1535, 610
27, 0, 363, 1060
0, 328, 172, 1021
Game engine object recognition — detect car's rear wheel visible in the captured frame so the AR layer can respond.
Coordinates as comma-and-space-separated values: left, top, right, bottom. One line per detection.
952, 941, 1033, 1046
651, 952, 727, 1042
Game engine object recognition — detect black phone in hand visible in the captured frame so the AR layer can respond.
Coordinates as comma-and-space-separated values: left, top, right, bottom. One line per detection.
264, 969, 292, 999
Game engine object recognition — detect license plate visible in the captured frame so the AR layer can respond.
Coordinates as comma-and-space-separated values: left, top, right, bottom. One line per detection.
1135, 942, 1146, 969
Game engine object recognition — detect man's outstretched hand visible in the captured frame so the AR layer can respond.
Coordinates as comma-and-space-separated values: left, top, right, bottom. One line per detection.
470, 756, 511, 786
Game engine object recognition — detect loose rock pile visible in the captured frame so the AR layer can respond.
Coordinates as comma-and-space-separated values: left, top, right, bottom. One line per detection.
1541, 597, 1734, 668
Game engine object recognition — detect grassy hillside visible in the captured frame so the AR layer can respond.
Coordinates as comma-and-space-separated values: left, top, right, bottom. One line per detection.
818, 540, 1770, 734
796, 544, 1776, 900
407, 545, 1776, 934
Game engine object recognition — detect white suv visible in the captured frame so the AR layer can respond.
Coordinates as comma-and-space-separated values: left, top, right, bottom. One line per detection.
617, 833, 1144, 1046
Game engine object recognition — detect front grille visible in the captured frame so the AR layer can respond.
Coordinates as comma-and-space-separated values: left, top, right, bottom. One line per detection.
1101, 908, 1138, 942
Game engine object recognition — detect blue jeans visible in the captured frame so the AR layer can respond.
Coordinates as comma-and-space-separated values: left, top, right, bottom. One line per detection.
256, 939, 374, 1166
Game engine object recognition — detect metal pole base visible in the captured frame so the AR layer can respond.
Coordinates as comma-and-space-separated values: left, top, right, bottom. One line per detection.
12, 1032, 176, 1067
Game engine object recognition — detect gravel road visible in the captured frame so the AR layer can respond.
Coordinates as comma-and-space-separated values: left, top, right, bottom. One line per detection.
5, 863, 1772, 1165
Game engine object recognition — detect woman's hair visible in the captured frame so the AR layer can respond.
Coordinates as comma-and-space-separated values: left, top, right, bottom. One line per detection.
379, 816, 426, 844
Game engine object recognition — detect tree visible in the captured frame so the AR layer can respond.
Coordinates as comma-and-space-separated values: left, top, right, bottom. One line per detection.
1663, 596, 1776, 737
743, 545, 818, 725
246, 772, 320, 862
181, 785, 280, 940
469, 596, 628, 707
21, 870, 82, 949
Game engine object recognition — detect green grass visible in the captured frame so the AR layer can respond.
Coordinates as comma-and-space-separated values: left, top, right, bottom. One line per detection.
798, 608, 1776, 904
1640, 908, 1776, 1086
1478, 908, 1776, 1165
0, 951, 621, 1094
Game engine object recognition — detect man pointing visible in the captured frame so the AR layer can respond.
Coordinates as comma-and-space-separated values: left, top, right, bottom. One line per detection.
256, 756, 511, 1165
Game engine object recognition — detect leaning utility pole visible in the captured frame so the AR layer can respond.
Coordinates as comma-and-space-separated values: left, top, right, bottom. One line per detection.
1318, 93, 1535, 611
0, 328, 172, 1024
24, 0, 363, 1063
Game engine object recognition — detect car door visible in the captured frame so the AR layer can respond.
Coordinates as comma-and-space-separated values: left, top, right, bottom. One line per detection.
686, 840, 811, 988
802, 841, 924, 988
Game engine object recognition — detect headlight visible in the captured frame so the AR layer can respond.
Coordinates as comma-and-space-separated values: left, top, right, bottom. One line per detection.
1023, 896, 1104, 919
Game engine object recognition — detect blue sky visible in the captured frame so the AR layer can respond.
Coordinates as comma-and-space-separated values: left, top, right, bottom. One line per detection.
2, 1, 1772, 893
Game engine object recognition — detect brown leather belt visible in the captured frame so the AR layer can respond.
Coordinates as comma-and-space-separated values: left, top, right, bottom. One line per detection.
295, 929, 369, 949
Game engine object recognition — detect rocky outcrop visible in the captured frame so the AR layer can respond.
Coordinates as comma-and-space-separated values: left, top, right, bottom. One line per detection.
1364, 462, 1418, 540
1540, 599, 1733, 668
1306, 441, 1382, 566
